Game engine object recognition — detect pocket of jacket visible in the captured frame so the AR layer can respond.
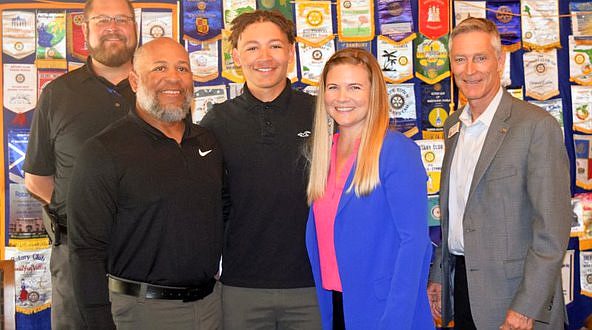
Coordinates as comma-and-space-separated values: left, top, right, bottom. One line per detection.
485, 166, 517, 182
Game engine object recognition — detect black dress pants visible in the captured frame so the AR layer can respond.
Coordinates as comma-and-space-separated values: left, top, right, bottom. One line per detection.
332, 291, 345, 330
454, 255, 477, 330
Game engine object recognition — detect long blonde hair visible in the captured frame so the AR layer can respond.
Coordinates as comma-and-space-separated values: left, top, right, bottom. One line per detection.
307, 48, 390, 204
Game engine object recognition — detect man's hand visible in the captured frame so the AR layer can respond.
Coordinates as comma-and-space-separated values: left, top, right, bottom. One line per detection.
499, 309, 534, 330
427, 281, 442, 320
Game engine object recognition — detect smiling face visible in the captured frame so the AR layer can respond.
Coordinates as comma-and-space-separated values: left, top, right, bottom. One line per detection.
232, 21, 294, 101
450, 30, 504, 113
129, 38, 193, 123
83, 0, 137, 67
324, 63, 371, 137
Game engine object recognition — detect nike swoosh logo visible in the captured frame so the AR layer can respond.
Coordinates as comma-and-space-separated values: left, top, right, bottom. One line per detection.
198, 149, 212, 157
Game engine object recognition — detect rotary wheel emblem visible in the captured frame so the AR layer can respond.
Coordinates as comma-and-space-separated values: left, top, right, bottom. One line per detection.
307, 11, 323, 26
390, 94, 405, 110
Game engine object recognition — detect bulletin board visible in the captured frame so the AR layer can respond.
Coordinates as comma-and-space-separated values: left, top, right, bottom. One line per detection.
1, 0, 591, 329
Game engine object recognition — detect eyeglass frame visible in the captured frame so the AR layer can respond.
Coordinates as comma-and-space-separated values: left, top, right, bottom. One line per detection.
86, 15, 135, 26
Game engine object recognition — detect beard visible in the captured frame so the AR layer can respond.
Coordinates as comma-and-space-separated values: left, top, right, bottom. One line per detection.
87, 31, 136, 67
136, 82, 192, 123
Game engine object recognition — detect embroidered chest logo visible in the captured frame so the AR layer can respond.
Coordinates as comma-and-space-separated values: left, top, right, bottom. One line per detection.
198, 149, 212, 157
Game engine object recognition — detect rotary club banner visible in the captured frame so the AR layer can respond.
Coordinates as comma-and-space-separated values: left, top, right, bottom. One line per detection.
487, 1, 521, 52
3, 64, 37, 126
572, 85, 592, 133
415, 139, 445, 195
570, 36, 592, 86
221, 29, 244, 83
295, 1, 334, 46
66, 12, 88, 62
573, 196, 586, 237
386, 83, 417, 136
188, 41, 219, 82
36, 11, 66, 60
523, 49, 559, 101
502, 52, 511, 87
521, 0, 560, 51
581, 252, 592, 296
507, 87, 523, 100
287, 51, 298, 83
427, 195, 441, 226
257, 0, 293, 20
378, 36, 414, 83
573, 193, 592, 249
454, 1, 485, 25
5, 247, 52, 314
530, 98, 564, 135
183, 0, 222, 43
562, 250, 575, 305
141, 11, 173, 44
574, 134, 592, 190
570, 0, 592, 37
8, 183, 46, 240
418, 0, 449, 40
192, 85, 227, 123
303, 85, 319, 96
38, 69, 66, 96
421, 80, 451, 139
228, 82, 244, 99
2, 11, 36, 60
223, 0, 256, 28
298, 40, 335, 85
377, 0, 415, 44
415, 34, 450, 84
336, 39, 372, 52
574, 193, 592, 250
337, 0, 375, 42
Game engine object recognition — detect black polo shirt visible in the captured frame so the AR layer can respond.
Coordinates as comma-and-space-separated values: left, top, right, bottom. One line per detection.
68, 110, 224, 325
23, 59, 134, 222
200, 81, 315, 288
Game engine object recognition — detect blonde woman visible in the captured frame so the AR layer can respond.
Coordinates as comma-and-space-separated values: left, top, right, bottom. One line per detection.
305, 48, 434, 330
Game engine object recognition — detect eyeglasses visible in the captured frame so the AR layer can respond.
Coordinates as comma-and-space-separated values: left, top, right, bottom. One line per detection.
87, 15, 134, 27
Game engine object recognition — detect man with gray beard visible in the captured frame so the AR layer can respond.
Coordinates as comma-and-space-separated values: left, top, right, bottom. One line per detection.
23, 0, 137, 328
67, 38, 224, 330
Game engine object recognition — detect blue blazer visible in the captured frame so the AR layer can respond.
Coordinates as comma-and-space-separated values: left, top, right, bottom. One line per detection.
306, 131, 435, 330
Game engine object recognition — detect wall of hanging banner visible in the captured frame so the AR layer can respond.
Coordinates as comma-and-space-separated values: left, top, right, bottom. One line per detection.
1, 0, 591, 329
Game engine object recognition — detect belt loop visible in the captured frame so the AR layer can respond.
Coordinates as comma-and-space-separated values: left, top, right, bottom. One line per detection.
139, 283, 148, 302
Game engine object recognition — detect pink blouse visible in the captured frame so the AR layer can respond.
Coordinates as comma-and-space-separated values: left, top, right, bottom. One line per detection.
312, 133, 359, 292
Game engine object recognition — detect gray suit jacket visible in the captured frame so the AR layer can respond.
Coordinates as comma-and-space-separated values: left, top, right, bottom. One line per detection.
429, 91, 572, 329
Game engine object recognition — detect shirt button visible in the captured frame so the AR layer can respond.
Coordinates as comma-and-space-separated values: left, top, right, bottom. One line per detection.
115, 102, 120, 107
265, 121, 272, 126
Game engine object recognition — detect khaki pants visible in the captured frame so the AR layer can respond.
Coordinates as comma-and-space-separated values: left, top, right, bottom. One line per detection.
222, 285, 321, 330
50, 232, 86, 330
110, 281, 222, 330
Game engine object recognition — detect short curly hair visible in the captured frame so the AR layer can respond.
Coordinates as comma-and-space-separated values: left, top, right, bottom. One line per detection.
229, 10, 295, 49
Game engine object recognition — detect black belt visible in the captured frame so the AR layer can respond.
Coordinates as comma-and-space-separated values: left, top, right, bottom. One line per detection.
108, 276, 216, 302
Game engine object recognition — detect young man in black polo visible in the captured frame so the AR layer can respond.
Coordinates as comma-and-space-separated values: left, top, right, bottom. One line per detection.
200, 9, 322, 330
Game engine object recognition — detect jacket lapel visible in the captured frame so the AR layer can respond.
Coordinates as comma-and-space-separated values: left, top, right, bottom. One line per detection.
440, 112, 462, 230
467, 91, 512, 200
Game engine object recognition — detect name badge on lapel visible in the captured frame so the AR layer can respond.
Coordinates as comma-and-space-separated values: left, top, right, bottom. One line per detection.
448, 122, 460, 139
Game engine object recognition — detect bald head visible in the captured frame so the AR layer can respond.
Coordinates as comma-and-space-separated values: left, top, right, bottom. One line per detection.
133, 37, 189, 72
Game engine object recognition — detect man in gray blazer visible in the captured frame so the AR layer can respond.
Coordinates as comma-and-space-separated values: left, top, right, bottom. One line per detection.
427, 18, 572, 330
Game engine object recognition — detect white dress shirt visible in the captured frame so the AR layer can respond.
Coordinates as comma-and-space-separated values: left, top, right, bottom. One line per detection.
448, 88, 503, 255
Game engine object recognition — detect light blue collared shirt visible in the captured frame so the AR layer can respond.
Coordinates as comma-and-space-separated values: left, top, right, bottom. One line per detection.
448, 88, 503, 255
